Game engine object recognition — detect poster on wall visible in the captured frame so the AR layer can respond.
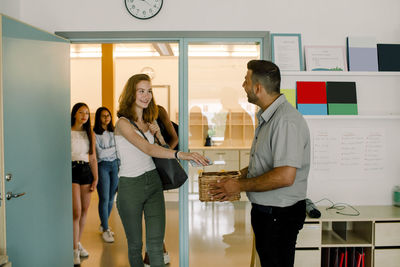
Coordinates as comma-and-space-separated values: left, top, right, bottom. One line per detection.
305, 46, 347, 71
312, 128, 385, 179
271, 33, 303, 71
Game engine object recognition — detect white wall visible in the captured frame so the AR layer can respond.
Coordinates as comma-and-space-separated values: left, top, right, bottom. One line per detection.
0, 0, 399, 45
0, 0, 20, 19
70, 58, 102, 112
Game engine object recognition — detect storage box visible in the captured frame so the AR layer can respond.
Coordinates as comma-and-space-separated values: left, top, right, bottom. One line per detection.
198, 171, 241, 202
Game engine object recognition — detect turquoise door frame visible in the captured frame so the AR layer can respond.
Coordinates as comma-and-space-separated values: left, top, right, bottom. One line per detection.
57, 31, 269, 267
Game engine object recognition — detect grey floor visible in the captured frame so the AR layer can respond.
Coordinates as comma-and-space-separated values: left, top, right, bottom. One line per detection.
79, 193, 253, 267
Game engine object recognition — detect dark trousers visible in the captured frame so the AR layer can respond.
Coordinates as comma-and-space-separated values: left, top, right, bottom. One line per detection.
117, 170, 165, 267
251, 200, 306, 267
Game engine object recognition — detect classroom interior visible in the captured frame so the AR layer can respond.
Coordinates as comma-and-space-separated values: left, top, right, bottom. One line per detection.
1, 0, 400, 266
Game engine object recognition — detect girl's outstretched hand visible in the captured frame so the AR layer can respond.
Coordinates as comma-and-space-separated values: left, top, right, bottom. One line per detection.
177, 151, 210, 166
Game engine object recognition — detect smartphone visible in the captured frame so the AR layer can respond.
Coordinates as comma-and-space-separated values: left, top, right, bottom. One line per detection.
190, 157, 213, 167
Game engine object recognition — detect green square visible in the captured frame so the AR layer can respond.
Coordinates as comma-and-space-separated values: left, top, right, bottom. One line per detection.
328, 104, 358, 115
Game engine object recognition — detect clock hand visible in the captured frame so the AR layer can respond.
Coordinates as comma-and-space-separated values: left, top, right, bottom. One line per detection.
140, 0, 152, 6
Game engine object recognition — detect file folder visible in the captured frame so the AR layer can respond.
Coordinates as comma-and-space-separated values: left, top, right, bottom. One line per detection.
377, 44, 400, 71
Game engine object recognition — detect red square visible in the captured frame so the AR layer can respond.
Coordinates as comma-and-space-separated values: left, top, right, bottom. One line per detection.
296, 81, 327, 104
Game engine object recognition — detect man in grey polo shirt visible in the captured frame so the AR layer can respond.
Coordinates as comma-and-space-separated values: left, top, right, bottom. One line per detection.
211, 60, 310, 267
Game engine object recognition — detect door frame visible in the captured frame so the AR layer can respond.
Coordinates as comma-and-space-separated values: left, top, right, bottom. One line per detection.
57, 31, 270, 267
0, 16, 7, 261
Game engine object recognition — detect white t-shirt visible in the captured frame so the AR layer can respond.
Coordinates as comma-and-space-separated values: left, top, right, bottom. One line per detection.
115, 129, 156, 177
71, 130, 89, 162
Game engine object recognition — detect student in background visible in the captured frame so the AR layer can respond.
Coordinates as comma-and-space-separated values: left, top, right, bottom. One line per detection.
210, 60, 310, 267
157, 105, 178, 149
115, 74, 209, 267
71, 103, 99, 265
93, 107, 119, 243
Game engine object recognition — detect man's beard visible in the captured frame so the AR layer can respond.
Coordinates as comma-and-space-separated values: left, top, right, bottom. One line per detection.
247, 89, 258, 104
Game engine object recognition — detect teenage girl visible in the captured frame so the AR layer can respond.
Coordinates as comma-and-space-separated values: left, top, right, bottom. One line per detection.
93, 107, 119, 243
71, 103, 98, 265
114, 74, 209, 267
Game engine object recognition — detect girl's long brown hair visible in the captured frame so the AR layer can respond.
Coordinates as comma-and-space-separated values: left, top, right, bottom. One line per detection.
117, 74, 158, 122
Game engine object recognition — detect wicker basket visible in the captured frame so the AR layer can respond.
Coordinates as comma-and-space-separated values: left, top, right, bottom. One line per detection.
198, 171, 241, 202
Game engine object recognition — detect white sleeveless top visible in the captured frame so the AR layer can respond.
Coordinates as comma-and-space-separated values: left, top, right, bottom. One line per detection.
71, 130, 90, 162
115, 129, 156, 177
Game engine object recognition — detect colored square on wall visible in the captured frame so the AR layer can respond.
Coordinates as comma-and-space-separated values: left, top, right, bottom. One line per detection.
281, 89, 296, 108
296, 81, 327, 104
328, 104, 358, 115
347, 36, 378, 71
377, 44, 400, 71
297, 104, 327, 115
326, 82, 357, 103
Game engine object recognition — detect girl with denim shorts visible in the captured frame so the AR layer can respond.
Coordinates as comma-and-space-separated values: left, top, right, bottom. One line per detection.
71, 102, 98, 265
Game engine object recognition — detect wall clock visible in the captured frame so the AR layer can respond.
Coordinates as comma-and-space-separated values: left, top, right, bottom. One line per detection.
141, 66, 156, 79
125, 0, 163, 20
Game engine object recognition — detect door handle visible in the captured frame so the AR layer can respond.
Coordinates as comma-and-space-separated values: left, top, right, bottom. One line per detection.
6, 191, 26, 200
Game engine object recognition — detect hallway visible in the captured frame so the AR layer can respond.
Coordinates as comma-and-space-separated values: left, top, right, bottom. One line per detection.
79, 193, 253, 267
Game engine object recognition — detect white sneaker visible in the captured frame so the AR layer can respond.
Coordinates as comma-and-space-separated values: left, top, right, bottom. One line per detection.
164, 252, 170, 264
73, 249, 80, 265
102, 229, 115, 243
144, 264, 150, 267
78, 242, 89, 257
99, 225, 114, 235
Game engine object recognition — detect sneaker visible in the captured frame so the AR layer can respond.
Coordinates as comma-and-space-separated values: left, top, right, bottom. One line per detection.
164, 252, 170, 264
78, 242, 89, 258
73, 249, 80, 265
102, 229, 115, 243
99, 225, 114, 235
144, 264, 150, 267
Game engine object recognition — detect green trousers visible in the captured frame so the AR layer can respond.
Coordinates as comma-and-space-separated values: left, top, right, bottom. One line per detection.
117, 169, 165, 267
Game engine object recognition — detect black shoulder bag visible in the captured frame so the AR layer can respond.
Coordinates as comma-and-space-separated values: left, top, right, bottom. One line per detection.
130, 120, 188, 190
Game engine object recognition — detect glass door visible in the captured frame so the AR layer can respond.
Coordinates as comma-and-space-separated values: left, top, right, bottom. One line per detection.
67, 33, 268, 267
71, 41, 181, 266
186, 40, 261, 267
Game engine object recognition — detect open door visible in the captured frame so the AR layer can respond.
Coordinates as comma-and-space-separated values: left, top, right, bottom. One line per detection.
0, 15, 72, 266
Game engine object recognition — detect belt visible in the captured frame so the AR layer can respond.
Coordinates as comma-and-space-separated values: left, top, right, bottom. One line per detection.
72, 161, 88, 165
252, 200, 305, 215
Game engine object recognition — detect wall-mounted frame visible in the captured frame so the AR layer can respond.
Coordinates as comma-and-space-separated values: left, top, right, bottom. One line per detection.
305, 45, 347, 71
271, 33, 303, 71
153, 85, 170, 115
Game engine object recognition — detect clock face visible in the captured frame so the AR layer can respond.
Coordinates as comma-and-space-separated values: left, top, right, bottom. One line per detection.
125, 0, 163, 20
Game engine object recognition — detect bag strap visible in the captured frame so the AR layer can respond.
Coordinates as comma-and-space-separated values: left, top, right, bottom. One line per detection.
112, 132, 121, 167
129, 118, 167, 147
129, 119, 148, 141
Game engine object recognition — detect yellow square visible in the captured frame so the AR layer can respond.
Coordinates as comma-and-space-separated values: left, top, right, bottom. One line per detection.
281, 89, 296, 108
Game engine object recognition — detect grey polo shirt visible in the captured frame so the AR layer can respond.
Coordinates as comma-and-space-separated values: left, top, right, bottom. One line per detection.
246, 94, 310, 207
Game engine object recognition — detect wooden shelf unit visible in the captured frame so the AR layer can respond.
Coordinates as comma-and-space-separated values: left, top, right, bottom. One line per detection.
252, 206, 400, 267
179, 111, 256, 147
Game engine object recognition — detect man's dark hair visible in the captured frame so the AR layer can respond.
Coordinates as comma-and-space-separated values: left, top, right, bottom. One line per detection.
247, 60, 281, 95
